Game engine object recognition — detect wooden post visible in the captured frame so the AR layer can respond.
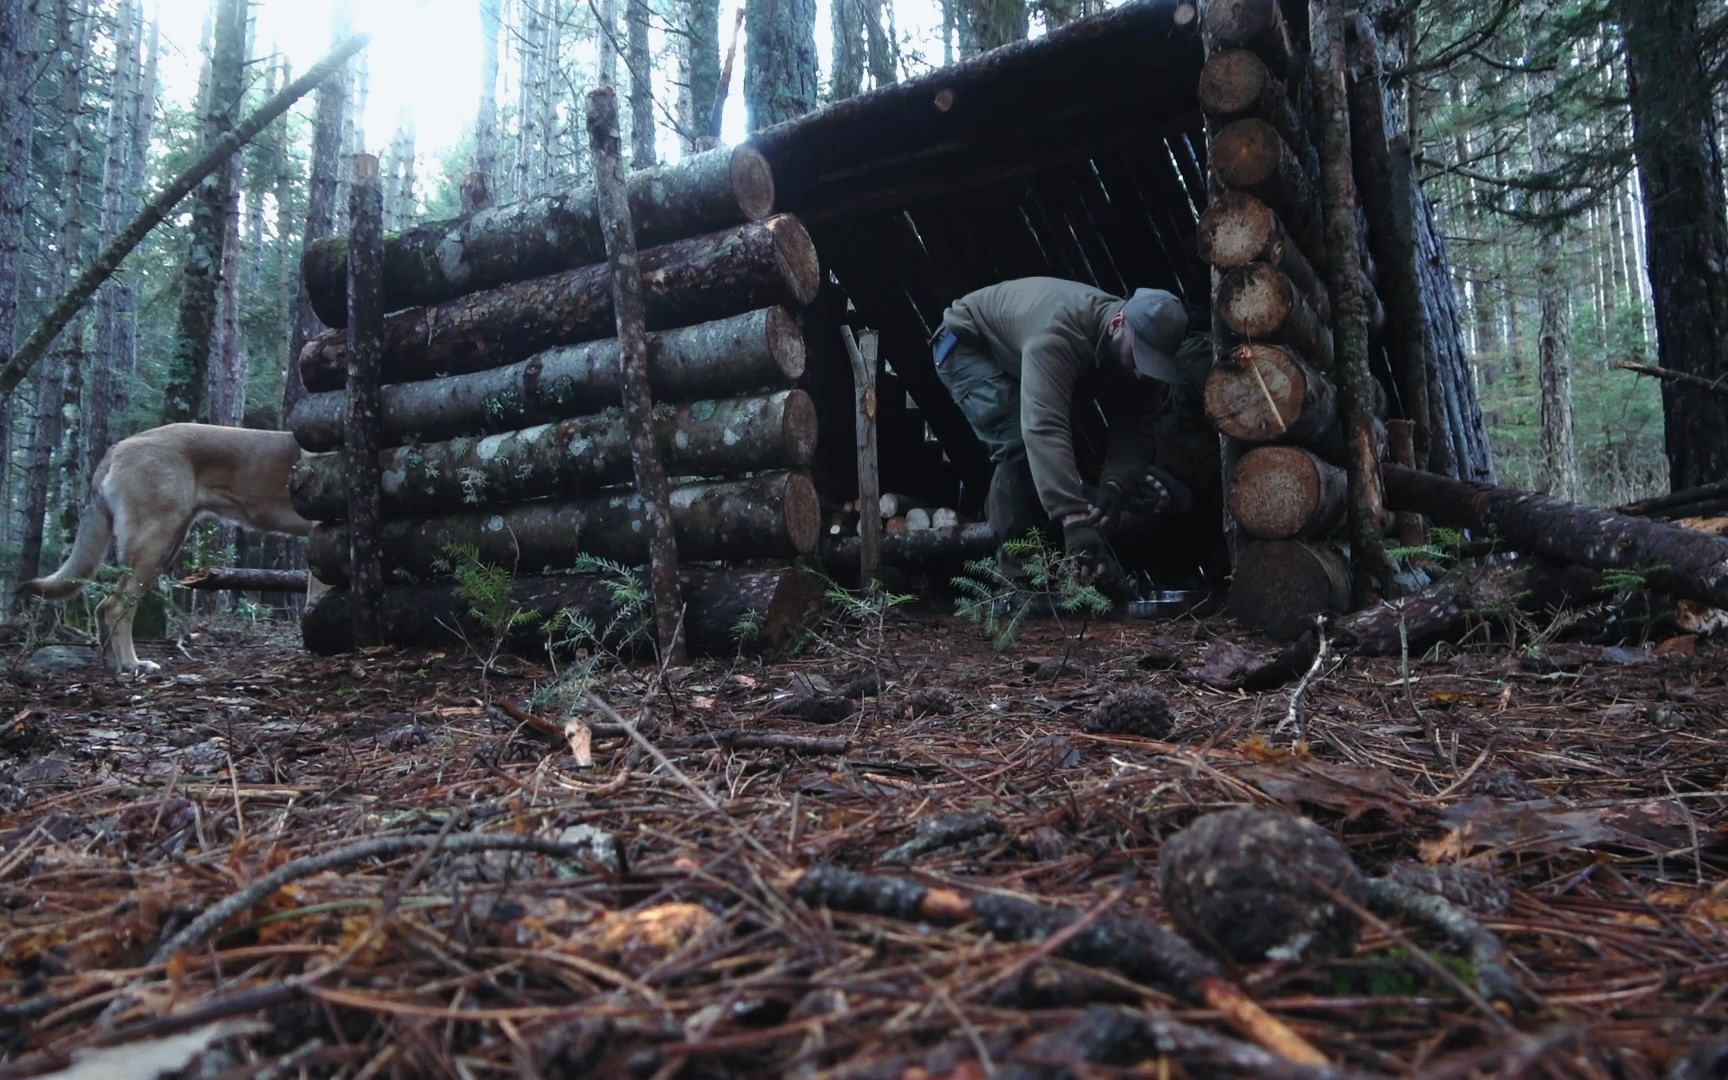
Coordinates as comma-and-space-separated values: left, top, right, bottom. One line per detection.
586, 86, 686, 665
841, 326, 881, 585
1311, 0, 1395, 606
344, 152, 385, 647
1386, 419, 1424, 549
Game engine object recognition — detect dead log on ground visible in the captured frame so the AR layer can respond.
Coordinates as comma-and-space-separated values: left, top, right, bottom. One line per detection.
290, 390, 817, 520
177, 568, 310, 592
298, 214, 820, 392
1230, 445, 1349, 540
821, 522, 997, 570
301, 143, 775, 327
301, 566, 821, 657
1204, 343, 1338, 445
287, 307, 805, 452
1327, 560, 1605, 657
1382, 463, 1728, 611
306, 471, 820, 586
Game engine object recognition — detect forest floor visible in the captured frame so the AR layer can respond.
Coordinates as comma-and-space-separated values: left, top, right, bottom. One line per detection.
0, 603, 1723, 1079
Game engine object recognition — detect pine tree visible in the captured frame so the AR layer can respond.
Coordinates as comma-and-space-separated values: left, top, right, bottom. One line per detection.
744, 0, 817, 130
629, 0, 655, 167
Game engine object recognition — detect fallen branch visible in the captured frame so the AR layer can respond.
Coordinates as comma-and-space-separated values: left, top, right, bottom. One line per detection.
1279, 614, 1329, 737
1617, 480, 1728, 519
150, 832, 612, 966
1365, 877, 1535, 1011
176, 567, 309, 593
880, 811, 1004, 865
1616, 360, 1728, 396
0, 33, 373, 401
789, 864, 1329, 1066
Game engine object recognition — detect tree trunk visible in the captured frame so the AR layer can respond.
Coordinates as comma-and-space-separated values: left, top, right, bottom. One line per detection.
298, 214, 820, 392
88, 0, 135, 471
161, 0, 245, 425
1522, 0, 1578, 501
968, 0, 1027, 51
831, 0, 865, 100
864, 0, 896, 88
305, 470, 820, 585
1312, 0, 1392, 606
300, 143, 775, 327
821, 521, 996, 572
591, 84, 683, 661
628, 0, 656, 168
1229, 445, 1349, 540
1620, 0, 1728, 491
287, 305, 805, 450
683, 0, 721, 151
599, 0, 619, 87
744, 0, 819, 131
291, 389, 817, 520
1209, 119, 1323, 259
207, 161, 244, 428
1199, 192, 1326, 319
473, 0, 500, 208
14, 361, 66, 591
0, 0, 40, 363
301, 565, 822, 656
514, 0, 541, 199
1203, 343, 1338, 446
1224, 539, 1351, 641
178, 567, 308, 592
1382, 463, 1728, 611
344, 154, 386, 646
282, 23, 350, 421
1217, 263, 1333, 370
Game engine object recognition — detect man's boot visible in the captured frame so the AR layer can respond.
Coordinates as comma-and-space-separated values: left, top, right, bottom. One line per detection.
985, 457, 1043, 578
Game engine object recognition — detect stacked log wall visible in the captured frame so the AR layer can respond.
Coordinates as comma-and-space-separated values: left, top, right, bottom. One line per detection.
295, 150, 826, 656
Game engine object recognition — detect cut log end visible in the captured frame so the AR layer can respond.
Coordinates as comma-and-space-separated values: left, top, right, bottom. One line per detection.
783, 470, 822, 554
769, 214, 822, 307
765, 305, 808, 382
1203, 0, 1277, 45
1219, 262, 1295, 339
1204, 344, 1309, 443
1199, 192, 1278, 270
1211, 118, 1284, 190
783, 388, 819, 469
1198, 49, 1276, 121
1226, 540, 1350, 641
729, 145, 778, 221
1230, 446, 1346, 540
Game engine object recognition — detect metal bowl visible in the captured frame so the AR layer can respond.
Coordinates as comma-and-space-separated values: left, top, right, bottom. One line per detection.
1127, 589, 1212, 620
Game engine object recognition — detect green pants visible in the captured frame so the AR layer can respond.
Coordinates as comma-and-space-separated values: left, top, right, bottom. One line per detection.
935, 330, 1045, 544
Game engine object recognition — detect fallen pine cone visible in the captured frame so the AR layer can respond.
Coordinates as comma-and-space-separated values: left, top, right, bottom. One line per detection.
1083, 688, 1175, 739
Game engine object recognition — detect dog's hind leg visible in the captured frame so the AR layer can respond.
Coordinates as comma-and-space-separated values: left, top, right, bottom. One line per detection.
101, 507, 193, 675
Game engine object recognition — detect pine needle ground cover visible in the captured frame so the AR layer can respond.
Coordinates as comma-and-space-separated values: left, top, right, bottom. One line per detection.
0, 612, 1723, 1077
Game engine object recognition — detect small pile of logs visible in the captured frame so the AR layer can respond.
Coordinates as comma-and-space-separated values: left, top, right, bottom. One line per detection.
817, 492, 987, 575
291, 144, 825, 656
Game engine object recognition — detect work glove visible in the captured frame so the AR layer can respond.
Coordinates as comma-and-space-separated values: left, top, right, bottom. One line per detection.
1063, 520, 1125, 592
1090, 480, 1127, 529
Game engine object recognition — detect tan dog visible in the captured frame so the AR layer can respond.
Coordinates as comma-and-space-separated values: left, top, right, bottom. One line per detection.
19, 423, 315, 674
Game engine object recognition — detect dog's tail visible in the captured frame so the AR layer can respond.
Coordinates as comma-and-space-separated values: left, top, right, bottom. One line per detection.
19, 489, 113, 601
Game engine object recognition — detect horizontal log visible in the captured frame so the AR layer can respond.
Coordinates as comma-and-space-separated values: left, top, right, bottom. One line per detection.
307, 471, 820, 586
1218, 262, 1334, 370
1200, 0, 1295, 75
1230, 446, 1348, 540
299, 215, 820, 393
1204, 343, 1339, 445
1210, 119, 1321, 254
822, 522, 998, 568
879, 492, 930, 518
1199, 192, 1326, 320
1199, 49, 1303, 148
1382, 464, 1728, 611
288, 307, 805, 451
177, 567, 310, 592
301, 566, 822, 657
1225, 539, 1351, 641
303, 144, 776, 327
290, 390, 818, 521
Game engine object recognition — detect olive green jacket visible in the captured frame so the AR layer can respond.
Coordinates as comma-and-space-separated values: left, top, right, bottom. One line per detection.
942, 277, 1168, 520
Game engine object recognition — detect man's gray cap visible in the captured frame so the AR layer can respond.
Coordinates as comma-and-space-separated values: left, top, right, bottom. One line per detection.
1122, 288, 1187, 383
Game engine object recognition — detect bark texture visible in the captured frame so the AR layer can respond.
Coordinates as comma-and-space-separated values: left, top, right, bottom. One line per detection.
306, 471, 821, 586
283, 19, 350, 420
301, 566, 823, 657
1620, 0, 1728, 491
745, 0, 819, 131
344, 155, 386, 645
290, 390, 818, 520
298, 214, 820, 391
287, 306, 806, 451
301, 144, 776, 327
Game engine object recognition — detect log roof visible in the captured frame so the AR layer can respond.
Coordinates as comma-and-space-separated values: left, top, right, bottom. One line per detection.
746, 0, 1218, 511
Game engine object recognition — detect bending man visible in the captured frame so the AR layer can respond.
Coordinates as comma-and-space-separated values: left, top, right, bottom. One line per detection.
933, 276, 1200, 586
